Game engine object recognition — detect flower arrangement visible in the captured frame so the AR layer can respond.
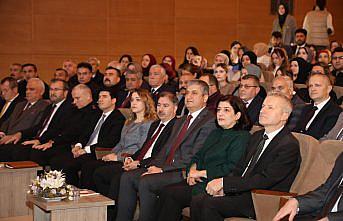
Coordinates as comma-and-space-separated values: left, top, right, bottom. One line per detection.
29, 170, 73, 199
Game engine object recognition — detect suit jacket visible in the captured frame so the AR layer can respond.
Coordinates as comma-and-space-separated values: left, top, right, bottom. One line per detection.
0, 95, 25, 127
152, 107, 217, 171
20, 100, 75, 143
131, 118, 176, 166
150, 83, 176, 105
287, 94, 306, 131
321, 112, 343, 140
294, 99, 342, 139
207, 91, 224, 114
223, 127, 301, 194
247, 95, 264, 125
0, 99, 50, 135
78, 109, 126, 151
297, 153, 343, 220
116, 90, 130, 108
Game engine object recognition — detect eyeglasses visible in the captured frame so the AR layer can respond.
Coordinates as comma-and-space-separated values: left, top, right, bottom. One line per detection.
239, 84, 258, 89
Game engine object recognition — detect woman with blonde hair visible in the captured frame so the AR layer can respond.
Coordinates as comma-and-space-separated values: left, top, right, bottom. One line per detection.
253, 42, 271, 68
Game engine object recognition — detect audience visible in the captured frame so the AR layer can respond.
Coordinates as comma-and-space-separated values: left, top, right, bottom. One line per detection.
191, 92, 301, 220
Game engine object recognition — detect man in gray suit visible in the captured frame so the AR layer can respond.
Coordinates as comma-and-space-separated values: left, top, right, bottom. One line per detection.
116, 80, 217, 221
0, 78, 50, 144
321, 112, 343, 141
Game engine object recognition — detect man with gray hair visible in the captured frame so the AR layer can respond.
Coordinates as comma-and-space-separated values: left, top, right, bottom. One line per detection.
271, 76, 306, 130
148, 64, 176, 105
116, 79, 217, 221
191, 92, 301, 221
88, 57, 104, 87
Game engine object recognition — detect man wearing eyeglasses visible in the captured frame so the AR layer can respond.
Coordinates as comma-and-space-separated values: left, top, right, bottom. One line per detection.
238, 75, 264, 125
332, 47, 343, 87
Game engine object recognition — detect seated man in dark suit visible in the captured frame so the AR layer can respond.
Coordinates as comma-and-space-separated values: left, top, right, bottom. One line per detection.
94, 92, 177, 221
116, 70, 144, 108
238, 75, 264, 125
199, 73, 224, 114
294, 73, 342, 139
102, 66, 122, 96
271, 76, 306, 130
116, 79, 217, 221
176, 72, 195, 117
191, 92, 301, 221
0, 77, 25, 127
274, 152, 343, 221
20, 63, 50, 99
291, 29, 308, 57
50, 88, 125, 186
88, 57, 104, 87
1, 79, 74, 164
268, 31, 292, 58
331, 47, 343, 87
0, 78, 50, 145
148, 64, 176, 105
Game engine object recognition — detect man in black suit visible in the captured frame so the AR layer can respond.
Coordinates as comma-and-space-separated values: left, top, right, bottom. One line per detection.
238, 75, 264, 125
102, 66, 122, 96
191, 92, 301, 221
199, 73, 224, 114
148, 64, 176, 105
176, 72, 195, 117
271, 76, 306, 130
0, 77, 25, 127
274, 152, 343, 221
50, 88, 125, 186
3, 79, 74, 164
268, 31, 292, 58
116, 80, 217, 221
294, 73, 342, 139
331, 47, 343, 87
88, 57, 104, 87
116, 70, 144, 108
20, 63, 50, 99
94, 92, 177, 221
292, 29, 308, 57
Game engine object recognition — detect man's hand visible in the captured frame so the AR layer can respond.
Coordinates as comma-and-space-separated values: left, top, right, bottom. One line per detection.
187, 177, 197, 186
123, 160, 140, 171
188, 168, 206, 179
206, 178, 223, 196
102, 153, 117, 162
73, 149, 86, 158
0, 132, 22, 144
141, 166, 162, 176
272, 198, 299, 221
22, 139, 40, 146
32, 140, 53, 151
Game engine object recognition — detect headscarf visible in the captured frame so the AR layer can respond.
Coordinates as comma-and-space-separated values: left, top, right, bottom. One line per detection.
291, 57, 310, 84
142, 54, 156, 77
242, 51, 258, 65
278, 3, 289, 29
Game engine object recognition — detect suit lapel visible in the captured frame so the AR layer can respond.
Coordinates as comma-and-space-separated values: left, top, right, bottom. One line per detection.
307, 99, 332, 131
179, 108, 207, 145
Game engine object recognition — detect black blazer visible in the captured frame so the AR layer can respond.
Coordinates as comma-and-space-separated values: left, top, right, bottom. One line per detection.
79, 109, 126, 151
297, 153, 343, 220
150, 83, 176, 105
152, 108, 217, 171
21, 100, 75, 143
131, 118, 176, 166
0, 95, 25, 127
224, 127, 301, 194
247, 95, 264, 125
294, 99, 342, 139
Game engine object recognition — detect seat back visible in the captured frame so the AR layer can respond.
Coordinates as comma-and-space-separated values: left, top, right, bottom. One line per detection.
290, 133, 320, 194
118, 108, 131, 120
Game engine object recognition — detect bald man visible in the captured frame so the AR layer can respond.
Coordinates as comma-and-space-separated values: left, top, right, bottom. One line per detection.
294, 73, 342, 139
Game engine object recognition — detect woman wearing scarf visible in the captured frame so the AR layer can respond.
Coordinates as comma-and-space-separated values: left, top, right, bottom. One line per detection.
290, 57, 311, 84
272, 2, 297, 46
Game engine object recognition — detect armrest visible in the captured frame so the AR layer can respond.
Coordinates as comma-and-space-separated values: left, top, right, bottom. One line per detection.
95, 147, 113, 160
251, 190, 297, 221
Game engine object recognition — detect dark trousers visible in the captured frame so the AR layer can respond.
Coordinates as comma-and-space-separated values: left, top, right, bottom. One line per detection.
156, 180, 192, 221
0, 144, 31, 162
116, 168, 184, 221
190, 192, 255, 221
93, 162, 124, 221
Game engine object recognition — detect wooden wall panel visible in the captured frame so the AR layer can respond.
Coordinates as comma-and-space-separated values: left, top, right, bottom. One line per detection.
0, 0, 342, 81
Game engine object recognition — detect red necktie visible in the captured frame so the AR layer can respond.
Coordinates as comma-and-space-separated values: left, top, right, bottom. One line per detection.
165, 115, 193, 165
136, 123, 165, 161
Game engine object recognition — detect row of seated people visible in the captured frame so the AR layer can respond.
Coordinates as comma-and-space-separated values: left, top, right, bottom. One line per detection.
0, 71, 341, 220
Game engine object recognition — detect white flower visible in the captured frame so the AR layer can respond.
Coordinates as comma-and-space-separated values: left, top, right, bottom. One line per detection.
51, 189, 56, 195
60, 188, 66, 195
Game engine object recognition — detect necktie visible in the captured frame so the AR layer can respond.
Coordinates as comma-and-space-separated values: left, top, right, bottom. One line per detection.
37, 104, 57, 138
318, 178, 343, 219
151, 88, 156, 94
86, 114, 106, 146
165, 115, 193, 165
302, 105, 318, 131
0, 101, 10, 118
243, 134, 269, 176
136, 123, 165, 161
17, 102, 32, 119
